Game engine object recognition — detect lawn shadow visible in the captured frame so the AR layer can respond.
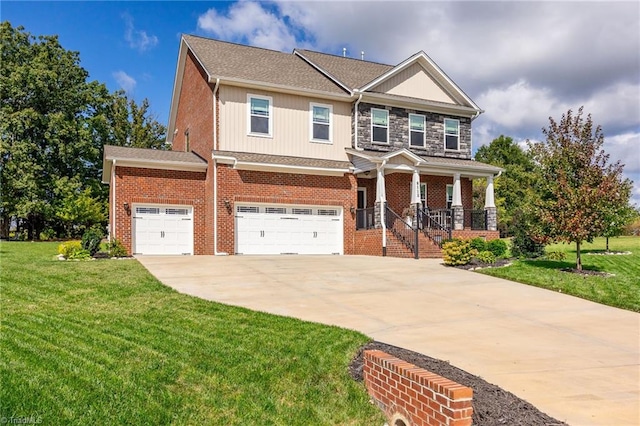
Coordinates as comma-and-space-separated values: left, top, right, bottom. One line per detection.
521, 259, 604, 272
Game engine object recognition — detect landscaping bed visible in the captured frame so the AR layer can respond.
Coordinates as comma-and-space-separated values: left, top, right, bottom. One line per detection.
350, 341, 567, 426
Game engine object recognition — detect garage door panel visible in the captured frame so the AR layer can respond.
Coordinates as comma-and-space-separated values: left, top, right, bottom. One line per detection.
235, 204, 343, 255
133, 205, 193, 255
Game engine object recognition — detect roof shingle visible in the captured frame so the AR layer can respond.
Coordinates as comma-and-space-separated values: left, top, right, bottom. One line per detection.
104, 145, 206, 165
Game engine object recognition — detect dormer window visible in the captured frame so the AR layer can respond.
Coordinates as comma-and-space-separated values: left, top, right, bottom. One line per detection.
372, 108, 389, 144
248, 94, 272, 137
409, 114, 425, 147
444, 118, 459, 150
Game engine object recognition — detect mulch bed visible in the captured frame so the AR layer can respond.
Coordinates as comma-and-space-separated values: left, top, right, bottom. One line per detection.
453, 258, 512, 270
560, 268, 612, 277
350, 341, 567, 426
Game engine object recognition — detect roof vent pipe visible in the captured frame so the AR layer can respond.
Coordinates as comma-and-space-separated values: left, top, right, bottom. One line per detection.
343, 47, 346, 57
361, 51, 365, 60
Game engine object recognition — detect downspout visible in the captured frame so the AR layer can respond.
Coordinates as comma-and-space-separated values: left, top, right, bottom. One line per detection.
354, 92, 363, 150
379, 159, 387, 256
212, 78, 227, 255
111, 159, 116, 241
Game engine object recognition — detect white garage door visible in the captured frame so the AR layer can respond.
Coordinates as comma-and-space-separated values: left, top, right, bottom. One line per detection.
235, 204, 343, 255
132, 205, 193, 255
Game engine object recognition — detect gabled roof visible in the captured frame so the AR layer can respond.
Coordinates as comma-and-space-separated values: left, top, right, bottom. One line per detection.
102, 145, 207, 183
294, 49, 394, 90
183, 35, 347, 95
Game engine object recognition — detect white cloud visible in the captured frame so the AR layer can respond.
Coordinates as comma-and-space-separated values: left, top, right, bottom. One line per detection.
197, 2, 297, 52
113, 71, 136, 93
123, 13, 158, 52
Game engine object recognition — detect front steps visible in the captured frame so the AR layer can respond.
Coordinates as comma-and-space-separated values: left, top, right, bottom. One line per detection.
384, 230, 442, 259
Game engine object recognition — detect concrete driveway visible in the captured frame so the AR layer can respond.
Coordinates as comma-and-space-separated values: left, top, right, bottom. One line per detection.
137, 255, 640, 426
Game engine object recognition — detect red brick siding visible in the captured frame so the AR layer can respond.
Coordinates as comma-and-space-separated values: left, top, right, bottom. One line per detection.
113, 166, 208, 255
354, 229, 383, 256
364, 350, 473, 426
216, 165, 358, 254
357, 178, 377, 208
423, 175, 472, 210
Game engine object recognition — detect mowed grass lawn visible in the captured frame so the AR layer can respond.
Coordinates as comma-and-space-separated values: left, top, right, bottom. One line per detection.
0, 242, 385, 425
478, 236, 640, 312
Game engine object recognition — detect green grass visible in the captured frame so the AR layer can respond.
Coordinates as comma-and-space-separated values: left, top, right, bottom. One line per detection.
0, 242, 385, 425
478, 236, 640, 312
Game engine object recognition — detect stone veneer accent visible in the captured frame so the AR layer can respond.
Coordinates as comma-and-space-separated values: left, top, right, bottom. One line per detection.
355, 102, 472, 159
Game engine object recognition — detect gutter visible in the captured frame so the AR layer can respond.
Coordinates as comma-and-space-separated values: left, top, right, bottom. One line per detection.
111, 159, 116, 241
213, 78, 220, 150
213, 157, 228, 256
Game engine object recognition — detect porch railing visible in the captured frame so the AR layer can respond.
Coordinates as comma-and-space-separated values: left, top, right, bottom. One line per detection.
464, 209, 488, 230
385, 204, 418, 259
355, 206, 376, 230
417, 208, 452, 247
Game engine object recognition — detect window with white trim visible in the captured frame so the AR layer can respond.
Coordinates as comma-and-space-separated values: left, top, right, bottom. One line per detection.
248, 94, 272, 137
371, 108, 389, 143
446, 184, 453, 209
409, 114, 425, 147
444, 118, 459, 150
310, 103, 332, 142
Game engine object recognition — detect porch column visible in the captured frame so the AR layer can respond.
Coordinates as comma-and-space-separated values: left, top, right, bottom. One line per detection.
410, 169, 421, 228
452, 173, 464, 230
485, 174, 497, 231
374, 163, 386, 229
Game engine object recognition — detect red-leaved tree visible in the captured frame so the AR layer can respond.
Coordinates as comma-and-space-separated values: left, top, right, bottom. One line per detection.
529, 107, 633, 270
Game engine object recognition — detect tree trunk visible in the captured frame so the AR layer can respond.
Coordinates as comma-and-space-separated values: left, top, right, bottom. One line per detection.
606, 237, 610, 253
0, 215, 9, 239
576, 240, 582, 271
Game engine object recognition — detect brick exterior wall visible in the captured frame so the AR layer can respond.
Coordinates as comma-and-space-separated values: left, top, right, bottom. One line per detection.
215, 165, 358, 254
354, 229, 383, 256
364, 350, 473, 426
112, 166, 208, 255
355, 102, 471, 159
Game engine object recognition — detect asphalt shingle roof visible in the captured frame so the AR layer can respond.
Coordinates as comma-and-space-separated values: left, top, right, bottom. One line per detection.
355, 149, 502, 172
214, 150, 352, 170
295, 49, 394, 90
183, 35, 348, 95
104, 145, 206, 165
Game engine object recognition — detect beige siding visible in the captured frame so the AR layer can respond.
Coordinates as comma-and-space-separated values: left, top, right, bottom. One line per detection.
219, 86, 352, 161
373, 63, 456, 104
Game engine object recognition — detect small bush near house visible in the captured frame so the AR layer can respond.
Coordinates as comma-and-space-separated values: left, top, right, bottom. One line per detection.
442, 239, 475, 266
487, 239, 508, 258
469, 237, 487, 252
107, 239, 128, 258
545, 251, 567, 261
476, 250, 496, 264
58, 241, 90, 260
81, 226, 104, 256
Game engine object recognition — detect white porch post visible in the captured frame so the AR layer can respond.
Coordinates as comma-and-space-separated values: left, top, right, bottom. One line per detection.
485, 174, 497, 231
376, 162, 387, 255
452, 172, 464, 230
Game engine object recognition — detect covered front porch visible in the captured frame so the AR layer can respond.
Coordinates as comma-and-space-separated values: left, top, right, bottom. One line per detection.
348, 149, 503, 258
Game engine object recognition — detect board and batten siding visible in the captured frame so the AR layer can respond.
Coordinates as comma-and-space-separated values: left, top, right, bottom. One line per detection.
219, 85, 352, 161
372, 63, 456, 104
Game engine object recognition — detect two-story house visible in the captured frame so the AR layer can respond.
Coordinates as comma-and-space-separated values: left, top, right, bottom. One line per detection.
102, 34, 502, 257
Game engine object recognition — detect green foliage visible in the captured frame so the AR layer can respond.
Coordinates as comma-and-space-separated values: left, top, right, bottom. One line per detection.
474, 135, 537, 236
545, 251, 567, 261
487, 239, 508, 258
442, 239, 475, 266
57, 240, 90, 259
528, 107, 633, 270
39, 228, 56, 241
107, 239, 128, 258
511, 210, 546, 259
81, 225, 104, 256
469, 237, 487, 252
476, 250, 496, 264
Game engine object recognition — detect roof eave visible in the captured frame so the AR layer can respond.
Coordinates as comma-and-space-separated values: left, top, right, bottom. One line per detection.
210, 76, 352, 101
360, 92, 480, 117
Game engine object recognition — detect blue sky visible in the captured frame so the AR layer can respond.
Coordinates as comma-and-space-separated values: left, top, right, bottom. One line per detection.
3, 1, 640, 205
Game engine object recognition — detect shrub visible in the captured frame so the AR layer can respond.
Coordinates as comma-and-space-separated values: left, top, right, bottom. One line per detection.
58, 241, 90, 260
40, 228, 57, 241
442, 239, 474, 266
469, 237, 487, 252
487, 239, 508, 258
545, 251, 567, 261
107, 239, 128, 258
476, 250, 496, 264
81, 226, 104, 256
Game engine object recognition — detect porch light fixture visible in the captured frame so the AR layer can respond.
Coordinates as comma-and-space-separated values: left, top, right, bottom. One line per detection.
350, 205, 356, 214
224, 199, 231, 208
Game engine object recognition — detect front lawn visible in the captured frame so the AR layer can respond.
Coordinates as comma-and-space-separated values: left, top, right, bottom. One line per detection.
478, 236, 640, 312
0, 242, 385, 425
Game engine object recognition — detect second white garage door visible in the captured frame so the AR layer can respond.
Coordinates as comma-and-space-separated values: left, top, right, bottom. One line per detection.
235, 204, 343, 255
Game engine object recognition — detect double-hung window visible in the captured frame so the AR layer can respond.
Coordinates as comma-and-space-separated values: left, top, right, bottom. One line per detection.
310, 103, 332, 143
248, 95, 272, 137
444, 118, 459, 150
409, 114, 426, 147
371, 108, 389, 144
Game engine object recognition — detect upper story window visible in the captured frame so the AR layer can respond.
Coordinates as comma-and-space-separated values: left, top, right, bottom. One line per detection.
371, 108, 389, 144
248, 94, 272, 137
310, 103, 332, 143
444, 118, 459, 150
409, 114, 426, 147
